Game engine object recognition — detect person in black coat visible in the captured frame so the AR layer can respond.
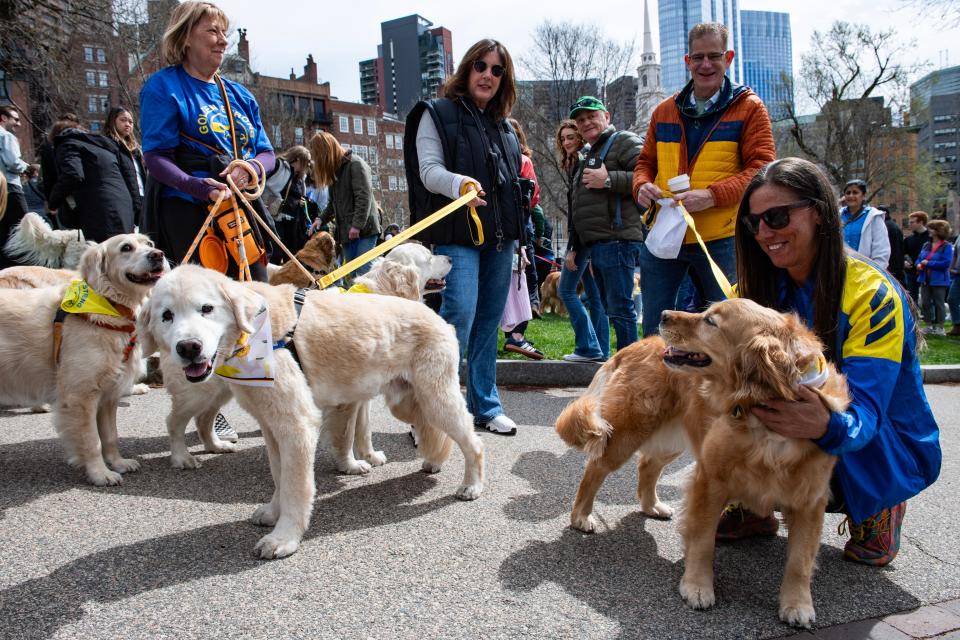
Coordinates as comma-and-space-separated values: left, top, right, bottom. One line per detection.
879, 206, 905, 286
48, 122, 143, 243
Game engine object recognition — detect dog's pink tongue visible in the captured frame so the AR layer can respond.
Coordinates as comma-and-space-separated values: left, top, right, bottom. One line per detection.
184, 361, 209, 377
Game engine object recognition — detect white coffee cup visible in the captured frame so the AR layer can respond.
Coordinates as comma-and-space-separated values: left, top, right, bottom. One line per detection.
667, 174, 691, 195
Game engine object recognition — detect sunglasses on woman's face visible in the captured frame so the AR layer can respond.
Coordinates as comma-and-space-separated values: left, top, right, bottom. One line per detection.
742, 199, 813, 235
472, 60, 505, 77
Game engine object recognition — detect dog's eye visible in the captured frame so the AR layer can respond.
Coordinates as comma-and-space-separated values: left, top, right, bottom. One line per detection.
161, 310, 173, 322
201, 304, 214, 314
145, 240, 154, 248
704, 315, 718, 327
120, 243, 133, 252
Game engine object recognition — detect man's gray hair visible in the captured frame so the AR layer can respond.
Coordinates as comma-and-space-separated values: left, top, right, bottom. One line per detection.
688, 23, 729, 51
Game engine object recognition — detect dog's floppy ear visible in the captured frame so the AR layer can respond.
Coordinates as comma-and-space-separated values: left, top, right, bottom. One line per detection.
389, 262, 421, 301
735, 333, 797, 402
137, 301, 158, 356
78, 242, 105, 284
317, 231, 335, 256
218, 280, 258, 335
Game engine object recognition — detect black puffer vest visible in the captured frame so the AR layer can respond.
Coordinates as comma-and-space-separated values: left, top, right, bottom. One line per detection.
404, 97, 523, 248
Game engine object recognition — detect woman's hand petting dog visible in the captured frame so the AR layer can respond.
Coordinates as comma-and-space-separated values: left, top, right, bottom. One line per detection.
751, 385, 830, 440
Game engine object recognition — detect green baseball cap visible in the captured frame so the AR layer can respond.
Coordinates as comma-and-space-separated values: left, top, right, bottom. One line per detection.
569, 96, 607, 118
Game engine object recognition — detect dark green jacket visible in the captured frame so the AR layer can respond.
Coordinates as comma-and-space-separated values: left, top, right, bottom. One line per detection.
328, 152, 381, 245
571, 126, 645, 245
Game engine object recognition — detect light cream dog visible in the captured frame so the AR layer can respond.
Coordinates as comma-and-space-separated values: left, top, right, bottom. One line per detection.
0, 234, 167, 485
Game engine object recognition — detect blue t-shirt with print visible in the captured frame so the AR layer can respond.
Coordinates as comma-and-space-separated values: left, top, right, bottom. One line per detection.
840, 206, 869, 253
140, 65, 272, 201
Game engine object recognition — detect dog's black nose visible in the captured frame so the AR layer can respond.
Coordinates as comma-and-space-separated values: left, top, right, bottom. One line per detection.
148, 249, 165, 265
176, 339, 203, 361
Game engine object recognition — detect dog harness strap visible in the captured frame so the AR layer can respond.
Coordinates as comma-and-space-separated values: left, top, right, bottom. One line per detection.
274, 288, 309, 368
52, 307, 67, 364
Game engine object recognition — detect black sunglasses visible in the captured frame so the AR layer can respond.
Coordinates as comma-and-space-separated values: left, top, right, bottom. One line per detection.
472, 60, 505, 77
741, 199, 814, 235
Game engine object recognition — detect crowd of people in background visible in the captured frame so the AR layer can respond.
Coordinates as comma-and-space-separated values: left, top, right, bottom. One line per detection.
0, 0, 948, 568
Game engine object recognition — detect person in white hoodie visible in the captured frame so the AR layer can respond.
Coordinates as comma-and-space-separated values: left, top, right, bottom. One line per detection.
840, 178, 890, 265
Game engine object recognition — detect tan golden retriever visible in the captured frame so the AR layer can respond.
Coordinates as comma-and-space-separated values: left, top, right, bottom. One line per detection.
0, 234, 167, 485
556, 298, 849, 628
0, 265, 78, 289
142, 265, 483, 557
268, 231, 337, 288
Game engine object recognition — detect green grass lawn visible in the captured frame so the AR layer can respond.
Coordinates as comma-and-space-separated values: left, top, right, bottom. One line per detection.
499, 313, 960, 365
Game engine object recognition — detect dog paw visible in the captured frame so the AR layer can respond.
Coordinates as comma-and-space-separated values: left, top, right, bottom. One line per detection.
779, 604, 816, 629
362, 450, 387, 466
250, 503, 279, 527
170, 452, 201, 469
128, 383, 150, 396
337, 459, 372, 475
87, 467, 124, 486
455, 483, 483, 501
679, 579, 716, 610
641, 501, 674, 519
206, 441, 238, 454
254, 533, 300, 559
109, 457, 141, 473
571, 513, 596, 533
421, 461, 442, 474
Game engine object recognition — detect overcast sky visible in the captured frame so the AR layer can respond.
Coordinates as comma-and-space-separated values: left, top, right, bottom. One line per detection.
220, 0, 959, 109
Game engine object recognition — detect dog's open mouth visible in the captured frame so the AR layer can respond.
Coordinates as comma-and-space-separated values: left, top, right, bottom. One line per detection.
183, 359, 214, 382
663, 345, 712, 368
425, 278, 446, 294
126, 269, 166, 285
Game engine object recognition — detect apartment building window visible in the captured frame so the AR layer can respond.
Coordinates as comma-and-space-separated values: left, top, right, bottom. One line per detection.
368, 148, 378, 166
366, 118, 376, 136
388, 175, 398, 191
96, 48, 106, 64
339, 116, 349, 133
272, 124, 282, 148
98, 72, 108, 87
83, 46, 94, 62
353, 116, 363, 134
100, 96, 109, 112
354, 145, 367, 161
341, 143, 351, 150
88, 96, 98, 113
313, 99, 325, 122
372, 175, 381, 190
933, 115, 954, 122
934, 128, 958, 136
935, 142, 958, 149
90, 121, 101, 132
282, 95, 295, 114
385, 135, 394, 150
86, 71, 96, 86
399, 177, 407, 191
295, 127, 304, 145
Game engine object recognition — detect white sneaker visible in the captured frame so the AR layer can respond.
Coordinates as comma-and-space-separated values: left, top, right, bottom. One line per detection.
477, 414, 517, 436
563, 353, 605, 363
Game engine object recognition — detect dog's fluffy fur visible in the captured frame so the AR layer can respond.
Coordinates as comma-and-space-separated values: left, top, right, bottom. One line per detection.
0, 234, 167, 485
556, 298, 849, 628
539, 270, 584, 316
0, 265, 78, 289
376, 242, 451, 295
268, 231, 337, 288
144, 265, 482, 557
2, 212, 95, 269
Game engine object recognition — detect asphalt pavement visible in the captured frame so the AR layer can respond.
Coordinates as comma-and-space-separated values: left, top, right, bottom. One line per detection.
1, 383, 958, 639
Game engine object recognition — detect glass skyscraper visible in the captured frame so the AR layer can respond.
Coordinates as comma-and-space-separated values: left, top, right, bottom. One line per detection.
658, 0, 743, 94
741, 10, 794, 120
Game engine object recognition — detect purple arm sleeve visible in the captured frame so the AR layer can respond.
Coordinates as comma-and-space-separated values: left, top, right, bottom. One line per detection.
253, 150, 276, 178
143, 149, 215, 201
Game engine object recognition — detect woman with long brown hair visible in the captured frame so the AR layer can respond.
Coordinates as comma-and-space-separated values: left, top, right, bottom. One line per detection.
404, 38, 523, 435
104, 106, 146, 215
555, 119, 608, 362
308, 131, 380, 275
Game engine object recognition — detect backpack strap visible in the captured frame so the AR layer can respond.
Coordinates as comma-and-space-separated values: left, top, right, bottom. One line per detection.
595, 132, 623, 228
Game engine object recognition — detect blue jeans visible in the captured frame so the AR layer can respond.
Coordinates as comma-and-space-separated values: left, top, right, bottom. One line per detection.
589, 240, 641, 350
949, 277, 960, 326
639, 236, 737, 336
435, 241, 516, 423
559, 249, 609, 359
343, 234, 378, 276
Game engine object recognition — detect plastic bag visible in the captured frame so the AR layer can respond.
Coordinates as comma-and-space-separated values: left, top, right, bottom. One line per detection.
645, 198, 688, 259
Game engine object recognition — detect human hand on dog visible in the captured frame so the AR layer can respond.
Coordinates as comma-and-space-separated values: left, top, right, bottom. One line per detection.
751, 385, 830, 440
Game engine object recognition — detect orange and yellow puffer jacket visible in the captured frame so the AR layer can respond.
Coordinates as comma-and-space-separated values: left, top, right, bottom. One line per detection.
632, 79, 776, 244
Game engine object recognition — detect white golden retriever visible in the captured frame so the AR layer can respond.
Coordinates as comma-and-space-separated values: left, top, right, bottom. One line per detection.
142, 265, 483, 557
0, 234, 167, 485
3, 211, 95, 269
380, 242, 451, 296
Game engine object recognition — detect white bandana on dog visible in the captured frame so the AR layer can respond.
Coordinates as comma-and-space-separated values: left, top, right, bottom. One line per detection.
799, 354, 829, 389
214, 293, 275, 387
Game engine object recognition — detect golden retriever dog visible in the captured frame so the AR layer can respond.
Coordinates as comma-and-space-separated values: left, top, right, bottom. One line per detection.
2, 211, 95, 269
268, 231, 337, 288
0, 265, 78, 289
143, 265, 484, 555
659, 300, 848, 629
377, 242, 452, 297
0, 234, 167, 485
539, 270, 584, 316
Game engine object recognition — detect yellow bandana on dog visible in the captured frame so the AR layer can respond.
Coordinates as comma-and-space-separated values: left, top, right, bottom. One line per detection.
214, 293, 275, 387
799, 354, 829, 389
60, 280, 123, 317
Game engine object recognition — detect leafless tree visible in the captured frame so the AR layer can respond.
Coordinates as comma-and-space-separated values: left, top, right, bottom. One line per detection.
782, 21, 927, 203
908, 0, 960, 26
512, 21, 636, 238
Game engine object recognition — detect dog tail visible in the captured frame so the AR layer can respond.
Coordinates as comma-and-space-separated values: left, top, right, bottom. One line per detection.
554, 365, 613, 459
2, 212, 66, 267
417, 423, 453, 465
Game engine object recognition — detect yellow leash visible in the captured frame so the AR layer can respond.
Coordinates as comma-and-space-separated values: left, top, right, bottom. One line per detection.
317, 190, 481, 289
674, 202, 734, 299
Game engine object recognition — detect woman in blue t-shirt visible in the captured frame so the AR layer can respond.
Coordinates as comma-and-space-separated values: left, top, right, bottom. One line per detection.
139, 0, 275, 282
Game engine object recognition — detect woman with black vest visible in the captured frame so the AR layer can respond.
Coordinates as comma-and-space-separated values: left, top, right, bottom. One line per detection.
405, 39, 524, 436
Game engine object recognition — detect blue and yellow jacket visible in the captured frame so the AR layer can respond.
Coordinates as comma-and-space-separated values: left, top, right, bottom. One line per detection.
780, 254, 941, 523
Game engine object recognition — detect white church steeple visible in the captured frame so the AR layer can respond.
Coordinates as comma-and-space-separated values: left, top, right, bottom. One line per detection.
635, 0, 665, 131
